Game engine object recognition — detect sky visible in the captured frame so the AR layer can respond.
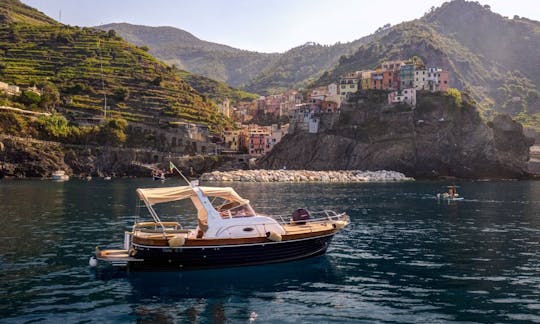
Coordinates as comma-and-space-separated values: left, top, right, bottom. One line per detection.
21, 0, 540, 53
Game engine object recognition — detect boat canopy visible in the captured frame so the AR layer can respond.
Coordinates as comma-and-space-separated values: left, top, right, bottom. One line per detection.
136, 186, 248, 206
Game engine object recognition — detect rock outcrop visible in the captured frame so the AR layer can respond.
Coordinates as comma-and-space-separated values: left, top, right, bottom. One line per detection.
0, 135, 230, 178
258, 93, 534, 179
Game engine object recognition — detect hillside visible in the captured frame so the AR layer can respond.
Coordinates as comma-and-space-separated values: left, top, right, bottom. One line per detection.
0, 0, 230, 131
242, 40, 371, 94
315, 0, 540, 127
97, 23, 278, 88
176, 70, 258, 104
96, 23, 378, 94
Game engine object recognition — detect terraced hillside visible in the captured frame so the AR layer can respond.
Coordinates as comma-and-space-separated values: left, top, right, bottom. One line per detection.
0, 0, 230, 131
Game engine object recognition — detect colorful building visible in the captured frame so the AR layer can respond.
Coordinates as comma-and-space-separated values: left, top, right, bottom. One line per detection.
382, 70, 399, 90
381, 60, 405, 72
426, 67, 449, 92
414, 68, 428, 91
371, 71, 384, 90
399, 64, 415, 89
360, 71, 373, 90
339, 72, 360, 100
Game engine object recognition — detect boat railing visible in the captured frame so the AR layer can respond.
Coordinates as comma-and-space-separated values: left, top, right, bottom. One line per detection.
268, 210, 348, 225
133, 221, 190, 234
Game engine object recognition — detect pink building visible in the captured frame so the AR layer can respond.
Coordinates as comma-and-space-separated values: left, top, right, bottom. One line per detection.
438, 71, 449, 92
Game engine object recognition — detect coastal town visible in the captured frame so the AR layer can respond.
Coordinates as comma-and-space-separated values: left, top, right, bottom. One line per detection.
0, 58, 450, 160
214, 59, 450, 156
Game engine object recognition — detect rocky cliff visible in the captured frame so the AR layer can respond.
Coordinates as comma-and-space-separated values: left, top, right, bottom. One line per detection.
258, 92, 534, 179
0, 135, 230, 179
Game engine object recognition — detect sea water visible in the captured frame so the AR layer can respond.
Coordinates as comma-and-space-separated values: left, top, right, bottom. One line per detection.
0, 179, 539, 323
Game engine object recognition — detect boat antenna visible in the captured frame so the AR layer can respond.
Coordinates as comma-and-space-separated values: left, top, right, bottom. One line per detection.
168, 161, 194, 187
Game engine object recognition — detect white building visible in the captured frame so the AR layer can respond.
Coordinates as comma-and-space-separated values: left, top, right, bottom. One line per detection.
414, 68, 428, 91
388, 88, 416, 106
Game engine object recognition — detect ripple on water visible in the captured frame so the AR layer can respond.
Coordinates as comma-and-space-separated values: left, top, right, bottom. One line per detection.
1, 180, 540, 322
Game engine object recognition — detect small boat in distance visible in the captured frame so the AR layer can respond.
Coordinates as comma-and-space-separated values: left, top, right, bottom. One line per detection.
152, 169, 166, 181
152, 174, 166, 181
437, 185, 463, 201
92, 165, 349, 270
51, 170, 69, 181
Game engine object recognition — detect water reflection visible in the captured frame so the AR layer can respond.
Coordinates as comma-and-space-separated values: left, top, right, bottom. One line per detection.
94, 257, 338, 322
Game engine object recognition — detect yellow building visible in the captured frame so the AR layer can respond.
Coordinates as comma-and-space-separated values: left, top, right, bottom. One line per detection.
360, 71, 373, 90
223, 129, 241, 151
339, 71, 360, 101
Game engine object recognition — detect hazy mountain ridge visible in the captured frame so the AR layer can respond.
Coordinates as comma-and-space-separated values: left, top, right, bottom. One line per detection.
96, 23, 379, 94
97, 23, 279, 88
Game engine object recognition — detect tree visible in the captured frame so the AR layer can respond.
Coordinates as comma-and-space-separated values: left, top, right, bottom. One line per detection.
113, 86, 130, 101
98, 118, 128, 146
18, 90, 41, 106
38, 114, 70, 138
446, 88, 462, 107
39, 82, 60, 111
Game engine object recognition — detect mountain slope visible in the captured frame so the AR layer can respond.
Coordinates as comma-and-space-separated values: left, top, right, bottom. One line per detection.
315, 0, 540, 125
97, 23, 278, 88
97, 23, 380, 94
0, 0, 230, 130
243, 39, 371, 94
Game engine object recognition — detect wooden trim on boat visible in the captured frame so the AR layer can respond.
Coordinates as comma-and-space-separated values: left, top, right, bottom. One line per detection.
131, 228, 339, 247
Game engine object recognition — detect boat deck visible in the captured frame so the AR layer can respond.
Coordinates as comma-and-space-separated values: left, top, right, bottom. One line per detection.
96, 249, 143, 266
128, 221, 339, 247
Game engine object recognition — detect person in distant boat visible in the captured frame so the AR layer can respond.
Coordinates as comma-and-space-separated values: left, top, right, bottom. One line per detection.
448, 186, 455, 198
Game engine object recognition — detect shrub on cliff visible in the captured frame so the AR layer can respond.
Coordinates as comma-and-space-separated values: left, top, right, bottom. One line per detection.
446, 88, 462, 107
18, 90, 41, 106
36, 113, 71, 139
0, 111, 30, 135
97, 117, 128, 146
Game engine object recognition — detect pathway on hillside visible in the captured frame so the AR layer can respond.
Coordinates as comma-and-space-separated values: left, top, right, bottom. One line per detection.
0, 106, 51, 116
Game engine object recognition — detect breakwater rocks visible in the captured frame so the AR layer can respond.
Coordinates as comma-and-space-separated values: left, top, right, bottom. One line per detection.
200, 169, 413, 182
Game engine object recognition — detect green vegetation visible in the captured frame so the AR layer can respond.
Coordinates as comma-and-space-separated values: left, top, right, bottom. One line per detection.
176, 70, 258, 103
0, 0, 233, 143
446, 88, 462, 107
97, 23, 383, 95
97, 23, 279, 88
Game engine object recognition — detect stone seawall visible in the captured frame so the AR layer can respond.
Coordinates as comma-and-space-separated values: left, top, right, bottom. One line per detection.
200, 169, 413, 182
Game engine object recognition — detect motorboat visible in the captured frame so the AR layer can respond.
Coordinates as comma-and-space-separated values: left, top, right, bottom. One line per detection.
152, 174, 166, 181
92, 182, 349, 270
437, 185, 463, 201
51, 170, 69, 181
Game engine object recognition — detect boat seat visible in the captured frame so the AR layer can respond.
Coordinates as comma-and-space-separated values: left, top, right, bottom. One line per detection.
290, 208, 311, 225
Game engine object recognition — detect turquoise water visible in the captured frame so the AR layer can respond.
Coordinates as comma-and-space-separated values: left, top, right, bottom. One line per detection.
1, 179, 539, 323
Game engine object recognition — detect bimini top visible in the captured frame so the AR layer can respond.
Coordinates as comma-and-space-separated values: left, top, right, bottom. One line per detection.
136, 185, 248, 206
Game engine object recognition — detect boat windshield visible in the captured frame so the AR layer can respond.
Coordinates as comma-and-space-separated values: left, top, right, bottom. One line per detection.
218, 202, 256, 218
